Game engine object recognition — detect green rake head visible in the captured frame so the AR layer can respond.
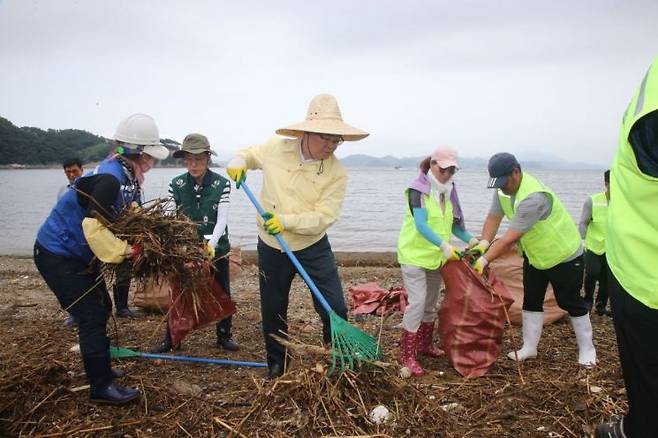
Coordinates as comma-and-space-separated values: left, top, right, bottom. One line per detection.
110, 346, 141, 359
329, 312, 382, 375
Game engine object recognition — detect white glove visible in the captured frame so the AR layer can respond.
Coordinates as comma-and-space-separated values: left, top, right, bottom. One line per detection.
440, 242, 463, 261
472, 256, 489, 274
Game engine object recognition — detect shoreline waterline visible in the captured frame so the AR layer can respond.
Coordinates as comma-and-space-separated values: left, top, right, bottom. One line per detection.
1, 251, 400, 267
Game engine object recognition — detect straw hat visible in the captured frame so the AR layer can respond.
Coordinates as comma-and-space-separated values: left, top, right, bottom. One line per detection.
276, 94, 369, 141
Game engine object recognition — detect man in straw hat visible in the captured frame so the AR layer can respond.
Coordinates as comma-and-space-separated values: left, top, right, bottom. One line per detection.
226, 94, 368, 379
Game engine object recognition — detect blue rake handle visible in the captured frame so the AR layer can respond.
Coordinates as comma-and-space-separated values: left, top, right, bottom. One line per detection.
139, 352, 267, 368
240, 182, 333, 314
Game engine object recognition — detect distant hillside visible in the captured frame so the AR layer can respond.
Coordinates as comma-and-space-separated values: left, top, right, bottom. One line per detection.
0, 116, 181, 166
0, 116, 113, 165
340, 154, 488, 168
340, 153, 603, 170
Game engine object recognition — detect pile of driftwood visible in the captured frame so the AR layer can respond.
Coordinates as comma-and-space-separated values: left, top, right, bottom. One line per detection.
99, 199, 215, 317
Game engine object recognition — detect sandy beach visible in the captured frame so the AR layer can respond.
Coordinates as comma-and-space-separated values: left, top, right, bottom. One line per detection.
0, 255, 625, 437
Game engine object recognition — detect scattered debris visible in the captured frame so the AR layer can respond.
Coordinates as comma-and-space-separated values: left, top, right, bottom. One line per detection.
0, 258, 628, 437
369, 404, 392, 424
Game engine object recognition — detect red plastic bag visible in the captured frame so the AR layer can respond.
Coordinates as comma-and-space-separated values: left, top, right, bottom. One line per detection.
348, 282, 407, 316
438, 260, 514, 378
168, 273, 236, 347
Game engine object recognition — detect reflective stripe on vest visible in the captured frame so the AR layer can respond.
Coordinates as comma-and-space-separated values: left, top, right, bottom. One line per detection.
498, 172, 581, 270
397, 190, 453, 270
607, 57, 658, 309
585, 192, 608, 255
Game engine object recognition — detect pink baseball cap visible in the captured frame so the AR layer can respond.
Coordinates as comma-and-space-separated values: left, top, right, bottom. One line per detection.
431, 146, 459, 169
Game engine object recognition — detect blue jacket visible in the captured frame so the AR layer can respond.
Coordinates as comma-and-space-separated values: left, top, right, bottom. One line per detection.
36, 158, 140, 263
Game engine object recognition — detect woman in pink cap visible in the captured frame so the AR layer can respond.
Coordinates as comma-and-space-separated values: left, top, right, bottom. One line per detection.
396, 146, 478, 376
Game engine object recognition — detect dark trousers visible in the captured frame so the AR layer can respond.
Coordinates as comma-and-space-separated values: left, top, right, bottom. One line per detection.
214, 256, 232, 338
112, 262, 131, 312
583, 250, 609, 313
522, 254, 588, 317
258, 235, 347, 368
609, 271, 658, 437
33, 242, 112, 389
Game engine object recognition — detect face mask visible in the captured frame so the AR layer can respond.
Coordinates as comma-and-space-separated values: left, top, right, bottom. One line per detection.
428, 171, 453, 197
129, 154, 156, 185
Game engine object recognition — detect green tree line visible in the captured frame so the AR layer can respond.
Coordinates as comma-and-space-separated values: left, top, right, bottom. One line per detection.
0, 116, 180, 166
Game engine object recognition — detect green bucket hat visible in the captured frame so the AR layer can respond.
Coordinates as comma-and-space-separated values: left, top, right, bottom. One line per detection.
173, 133, 217, 158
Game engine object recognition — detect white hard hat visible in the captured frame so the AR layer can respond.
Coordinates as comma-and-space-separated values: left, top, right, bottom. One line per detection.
114, 113, 169, 160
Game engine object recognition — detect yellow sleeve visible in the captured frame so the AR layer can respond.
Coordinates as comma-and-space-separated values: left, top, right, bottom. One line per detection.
279, 171, 348, 236
82, 217, 129, 264
238, 138, 278, 170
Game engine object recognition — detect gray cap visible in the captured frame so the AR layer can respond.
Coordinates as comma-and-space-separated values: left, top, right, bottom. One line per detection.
173, 133, 217, 158
487, 152, 520, 188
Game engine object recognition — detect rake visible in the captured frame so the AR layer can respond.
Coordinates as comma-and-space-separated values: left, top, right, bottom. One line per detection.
110, 346, 267, 368
239, 182, 382, 374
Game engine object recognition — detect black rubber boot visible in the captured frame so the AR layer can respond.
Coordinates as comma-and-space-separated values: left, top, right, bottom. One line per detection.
82, 354, 112, 393
216, 320, 240, 351
84, 355, 138, 405
89, 382, 140, 405
266, 362, 284, 380
150, 324, 176, 353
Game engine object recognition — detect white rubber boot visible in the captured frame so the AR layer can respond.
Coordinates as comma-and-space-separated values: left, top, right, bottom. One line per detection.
507, 311, 544, 361
570, 314, 597, 366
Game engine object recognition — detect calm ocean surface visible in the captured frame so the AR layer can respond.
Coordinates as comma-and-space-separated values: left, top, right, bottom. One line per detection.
0, 167, 604, 256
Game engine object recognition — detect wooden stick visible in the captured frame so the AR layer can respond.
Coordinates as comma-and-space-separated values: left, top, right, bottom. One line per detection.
36, 424, 113, 437
214, 417, 248, 438
25, 388, 58, 416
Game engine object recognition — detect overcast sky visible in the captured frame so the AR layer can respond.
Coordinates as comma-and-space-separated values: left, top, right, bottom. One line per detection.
1, 0, 656, 165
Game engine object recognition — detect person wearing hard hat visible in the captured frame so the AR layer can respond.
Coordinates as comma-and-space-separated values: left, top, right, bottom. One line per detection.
226, 94, 368, 379
471, 153, 596, 367
595, 58, 658, 438
396, 146, 478, 377
150, 133, 240, 353
34, 114, 168, 405
578, 170, 610, 316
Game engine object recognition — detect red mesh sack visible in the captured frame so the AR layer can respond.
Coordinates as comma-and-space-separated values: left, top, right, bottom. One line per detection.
348, 282, 408, 316
438, 259, 514, 378
168, 273, 236, 347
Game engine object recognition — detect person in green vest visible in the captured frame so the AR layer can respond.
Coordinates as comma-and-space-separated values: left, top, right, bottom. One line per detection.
471, 152, 596, 366
578, 170, 610, 316
595, 58, 658, 438
396, 146, 477, 377
151, 133, 240, 353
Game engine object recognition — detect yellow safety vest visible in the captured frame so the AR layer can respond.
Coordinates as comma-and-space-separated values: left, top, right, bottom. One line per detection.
397, 190, 453, 270
607, 57, 658, 309
585, 192, 608, 255
498, 172, 581, 270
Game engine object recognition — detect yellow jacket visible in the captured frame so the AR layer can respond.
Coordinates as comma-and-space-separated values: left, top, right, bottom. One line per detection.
237, 136, 347, 251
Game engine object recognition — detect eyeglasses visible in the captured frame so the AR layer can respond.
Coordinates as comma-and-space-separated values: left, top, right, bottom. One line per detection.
430, 161, 458, 175
318, 133, 344, 145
